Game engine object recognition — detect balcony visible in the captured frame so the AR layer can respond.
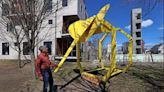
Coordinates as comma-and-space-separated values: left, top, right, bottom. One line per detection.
62, 15, 79, 34
56, 35, 76, 57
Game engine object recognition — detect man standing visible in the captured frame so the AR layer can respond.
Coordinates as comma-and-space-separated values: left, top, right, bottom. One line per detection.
35, 46, 57, 92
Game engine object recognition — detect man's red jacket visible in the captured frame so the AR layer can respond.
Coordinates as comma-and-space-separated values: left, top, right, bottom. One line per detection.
35, 53, 57, 78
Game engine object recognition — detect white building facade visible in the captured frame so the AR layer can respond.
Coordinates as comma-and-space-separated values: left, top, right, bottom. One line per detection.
0, 0, 87, 60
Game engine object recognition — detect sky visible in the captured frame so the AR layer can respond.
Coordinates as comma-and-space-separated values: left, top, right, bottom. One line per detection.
85, 0, 163, 48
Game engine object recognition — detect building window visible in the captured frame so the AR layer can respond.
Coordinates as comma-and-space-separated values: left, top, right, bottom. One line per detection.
23, 42, 30, 55
48, 20, 53, 24
136, 23, 141, 29
63, 15, 79, 34
62, 0, 67, 7
56, 36, 76, 56
2, 43, 9, 55
136, 48, 141, 54
14, 42, 18, 46
2, 4, 9, 16
136, 32, 141, 37
44, 0, 52, 12
7, 23, 14, 32
44, 41, 52, 55
136, 40, 141, 45
136, 13, 141, 19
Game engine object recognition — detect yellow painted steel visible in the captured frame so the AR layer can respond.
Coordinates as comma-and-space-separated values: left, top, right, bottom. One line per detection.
76, 41, 83, 73
102, 29, 117, 82
54, 4, 133, 84
82, 72, 99, 80
54, 40, 78, 73
117, 29, 133, 72
98, 33, 108, 69
54, 4, 110, 73
68, 4, 110, 42
82, 72, 100, 85
111, 69, 122, 76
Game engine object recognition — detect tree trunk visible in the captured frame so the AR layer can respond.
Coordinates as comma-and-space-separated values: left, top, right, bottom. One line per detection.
17, 44, 22, 68
18, 50, 22, 68
30, 50, 36, 80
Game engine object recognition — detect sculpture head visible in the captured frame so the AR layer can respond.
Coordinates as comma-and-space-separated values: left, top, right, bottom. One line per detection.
68, 4, 110, 42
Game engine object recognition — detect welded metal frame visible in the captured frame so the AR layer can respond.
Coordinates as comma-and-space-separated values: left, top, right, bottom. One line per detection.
54, 4, 133, 84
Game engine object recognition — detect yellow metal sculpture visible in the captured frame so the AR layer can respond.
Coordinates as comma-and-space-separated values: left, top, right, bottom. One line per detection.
54, 4, 133, 84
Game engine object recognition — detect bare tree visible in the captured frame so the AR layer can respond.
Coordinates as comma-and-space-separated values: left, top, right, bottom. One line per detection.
0, 0, 63, 79
0, 20, 26, 68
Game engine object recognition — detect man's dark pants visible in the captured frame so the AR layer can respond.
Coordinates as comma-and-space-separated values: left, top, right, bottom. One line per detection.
41, 68, 54, 92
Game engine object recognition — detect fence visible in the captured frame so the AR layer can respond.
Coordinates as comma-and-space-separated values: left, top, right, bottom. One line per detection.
115, 54, 163, 62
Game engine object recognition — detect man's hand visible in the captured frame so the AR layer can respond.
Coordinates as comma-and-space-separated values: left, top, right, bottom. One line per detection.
39, 76, 43, 81
50, 62, 58, 68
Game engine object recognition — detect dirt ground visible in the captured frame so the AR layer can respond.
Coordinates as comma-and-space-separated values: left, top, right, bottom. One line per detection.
0, 61, 163, 92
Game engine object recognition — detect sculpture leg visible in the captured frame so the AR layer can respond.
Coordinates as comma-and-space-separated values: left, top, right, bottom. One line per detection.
76, 41, 83, 73
117, 29, 133, 72
54, 39, 78, 73
102, 29, 116, 82
98, 33, 108, 69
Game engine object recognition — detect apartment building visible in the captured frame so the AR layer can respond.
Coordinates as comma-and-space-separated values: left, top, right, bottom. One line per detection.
0, 0, 88, 60
131, 8, 144, 54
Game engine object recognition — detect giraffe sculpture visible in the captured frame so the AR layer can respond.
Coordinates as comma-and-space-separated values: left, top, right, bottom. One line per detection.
54, 4, 133, 85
